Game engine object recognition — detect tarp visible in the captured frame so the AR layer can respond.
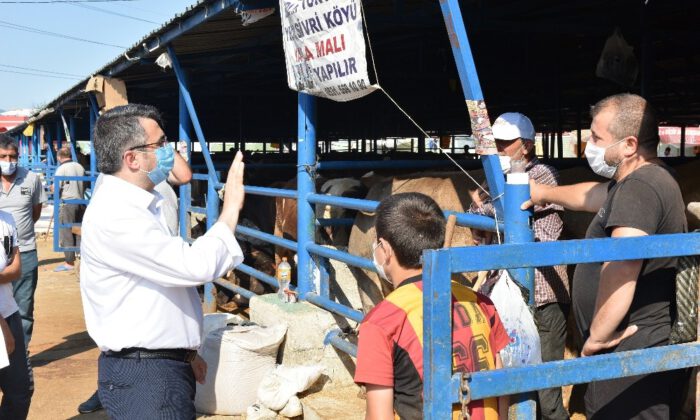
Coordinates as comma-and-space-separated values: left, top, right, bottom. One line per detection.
279, 0, 378, 101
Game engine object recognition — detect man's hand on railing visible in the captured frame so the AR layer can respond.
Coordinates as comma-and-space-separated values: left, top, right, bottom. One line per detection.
219, 151, 245, 231
520, 178, 552, 210
581, 324, 638, 357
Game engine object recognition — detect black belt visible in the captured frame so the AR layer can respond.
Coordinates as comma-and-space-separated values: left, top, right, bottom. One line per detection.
103, 347, 197, 363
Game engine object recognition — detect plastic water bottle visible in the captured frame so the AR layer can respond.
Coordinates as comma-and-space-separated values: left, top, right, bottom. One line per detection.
276, 257, 292, 302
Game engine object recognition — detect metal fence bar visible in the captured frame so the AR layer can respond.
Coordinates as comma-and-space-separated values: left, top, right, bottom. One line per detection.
324, 329, 358, 357
448, 232, 700, 273
422, 248, 454, 420
296, 92, 317, 296
236, 225, 297, 251
450, 343, 700, 400
214, 277, 256, 300
235, 263, 285, 290
308, 193, 502, 231
303, 292, 364, 322
244, 185, 297, 199
306, 243, 376, 272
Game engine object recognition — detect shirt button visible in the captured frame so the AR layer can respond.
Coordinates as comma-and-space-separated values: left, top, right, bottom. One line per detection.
109, 384, 114, 391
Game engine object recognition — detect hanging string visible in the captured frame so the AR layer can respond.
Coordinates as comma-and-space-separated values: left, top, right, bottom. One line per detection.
359, 0, 502, 241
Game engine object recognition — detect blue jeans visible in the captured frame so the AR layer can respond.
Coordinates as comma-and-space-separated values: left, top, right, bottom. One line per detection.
12, 250, 39, 347
0, 312, 33, 420
98, 353, 195, 420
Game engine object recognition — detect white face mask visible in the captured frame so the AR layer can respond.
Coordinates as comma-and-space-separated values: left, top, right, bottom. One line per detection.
498, 155, 511, 174
372, 242, 389, 282
585, 139, 625, 179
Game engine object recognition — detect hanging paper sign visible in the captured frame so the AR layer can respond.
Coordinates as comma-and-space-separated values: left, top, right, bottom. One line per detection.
467, 100, 497, 154
279, 0, 378, 102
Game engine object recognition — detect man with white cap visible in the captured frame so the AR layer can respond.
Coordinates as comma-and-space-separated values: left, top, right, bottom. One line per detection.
469, 112, 570, 420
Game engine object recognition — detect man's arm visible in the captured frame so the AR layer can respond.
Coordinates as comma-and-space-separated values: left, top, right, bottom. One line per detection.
32, 203, 42, 223
365, 384, 394, 420
581, 226, 642, 356
167, 150, 193, 186
522, 181, 609, 213
0, 247, 21, 284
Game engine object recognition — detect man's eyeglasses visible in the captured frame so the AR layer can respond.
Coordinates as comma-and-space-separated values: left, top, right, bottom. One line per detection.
129, 135, 167, 151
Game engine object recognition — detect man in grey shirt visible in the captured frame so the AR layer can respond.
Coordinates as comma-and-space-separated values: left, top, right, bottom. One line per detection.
0, 135, 46, 347
52, 147, 85, 272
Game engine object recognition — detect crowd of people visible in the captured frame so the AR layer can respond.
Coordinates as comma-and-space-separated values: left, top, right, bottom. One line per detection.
0, 92, 692, 420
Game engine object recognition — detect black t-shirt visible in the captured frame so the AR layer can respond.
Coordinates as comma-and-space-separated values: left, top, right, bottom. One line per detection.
573, 163, 687, 351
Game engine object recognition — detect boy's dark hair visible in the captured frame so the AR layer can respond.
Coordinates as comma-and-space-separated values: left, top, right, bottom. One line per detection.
375, 192, 446, 268
94, 104, 165, 174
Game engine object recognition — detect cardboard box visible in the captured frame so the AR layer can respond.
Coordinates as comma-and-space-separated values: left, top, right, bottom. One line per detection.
85, 76, 128, 111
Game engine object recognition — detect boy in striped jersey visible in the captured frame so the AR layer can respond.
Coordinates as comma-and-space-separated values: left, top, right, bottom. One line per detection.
354, 192, 508, 420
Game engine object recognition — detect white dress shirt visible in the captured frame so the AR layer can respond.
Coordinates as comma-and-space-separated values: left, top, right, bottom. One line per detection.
80, 175, 243, 351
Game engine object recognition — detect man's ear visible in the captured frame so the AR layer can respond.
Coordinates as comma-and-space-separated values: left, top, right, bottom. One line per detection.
624, 136, 639, 157
123, 150, 140, 171
522, 140, 535, 156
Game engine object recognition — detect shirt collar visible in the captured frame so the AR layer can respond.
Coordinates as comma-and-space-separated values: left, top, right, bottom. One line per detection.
396, 274, 423, 289
101, 175, 160, 210
525, 158, 539, 171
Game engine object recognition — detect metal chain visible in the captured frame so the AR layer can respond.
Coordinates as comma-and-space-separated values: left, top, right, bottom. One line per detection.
459, 372, 471, 420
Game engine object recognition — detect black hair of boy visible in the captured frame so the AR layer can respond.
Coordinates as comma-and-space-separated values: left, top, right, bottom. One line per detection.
375, 192, 446, 268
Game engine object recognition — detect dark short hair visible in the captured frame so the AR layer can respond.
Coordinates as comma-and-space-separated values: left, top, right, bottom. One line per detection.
94, 104, 164, 174
590, 93, 659, 155
57, 147, 72, 159
0, 134, 19, 152
375, 193, 446, 268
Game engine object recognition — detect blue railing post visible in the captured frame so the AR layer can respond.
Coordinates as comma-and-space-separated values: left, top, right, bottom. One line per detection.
178, 88, 193, 240
297, 92, 317, 296
68, 116, 78, 162
204, 177, 220, 313
52, 177, 60, 253
503, 179, 537, 418
423, 248, 453, 420
168, 45, 218, 185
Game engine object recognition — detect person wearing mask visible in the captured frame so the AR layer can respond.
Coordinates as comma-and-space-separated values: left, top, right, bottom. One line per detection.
524, 93, 687, 418
77, 131, 192, 415
80, 104, 243, 418
469, 112, 570, 420
0, 135, 46, 349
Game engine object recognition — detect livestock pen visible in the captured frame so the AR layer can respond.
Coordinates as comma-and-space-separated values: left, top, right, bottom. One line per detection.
8, 0, 700, 418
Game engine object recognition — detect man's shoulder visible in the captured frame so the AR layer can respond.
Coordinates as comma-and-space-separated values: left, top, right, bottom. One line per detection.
528, 160, 560, 180
363, 294, 415, 329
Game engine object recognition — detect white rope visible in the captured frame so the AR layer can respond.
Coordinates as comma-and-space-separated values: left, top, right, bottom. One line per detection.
359, 0, 503, 237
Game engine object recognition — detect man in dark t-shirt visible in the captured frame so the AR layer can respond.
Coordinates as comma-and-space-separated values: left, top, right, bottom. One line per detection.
524, 93, 687, 419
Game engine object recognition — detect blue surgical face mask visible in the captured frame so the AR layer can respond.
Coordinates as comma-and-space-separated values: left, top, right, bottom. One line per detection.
372, 242, 389, 282
0, 161, 17, 176
138, 145, 175, 185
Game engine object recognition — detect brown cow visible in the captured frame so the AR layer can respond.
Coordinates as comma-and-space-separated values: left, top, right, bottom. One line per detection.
348, 171, 481, 312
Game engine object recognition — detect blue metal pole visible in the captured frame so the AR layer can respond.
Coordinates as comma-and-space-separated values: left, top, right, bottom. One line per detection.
68, 116, 78, 162
422, 248, 453, 420
88, 94, 99, 181
203, 177, 219, 313
53, 177, 60, 252
503, 182, 535, 304
178, 88, 193, 240
56, 117, 63, 150
502, 179, 537, 418
168, 45, 219, 184
296, 92, 317, 296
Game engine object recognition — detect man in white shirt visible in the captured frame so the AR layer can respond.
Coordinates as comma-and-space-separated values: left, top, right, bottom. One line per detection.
80, 104, 244, 419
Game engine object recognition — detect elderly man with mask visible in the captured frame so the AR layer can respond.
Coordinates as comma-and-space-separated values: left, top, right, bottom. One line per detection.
524, 93, 687, 419
80, 104, 244, 419
469, 112, 570, 420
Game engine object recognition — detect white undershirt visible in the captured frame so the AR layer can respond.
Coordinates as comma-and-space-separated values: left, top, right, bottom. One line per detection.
80, 175, 242, 351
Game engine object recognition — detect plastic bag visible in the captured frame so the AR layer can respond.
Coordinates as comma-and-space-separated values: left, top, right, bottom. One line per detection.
596, 28, 638, 87
488, 271, 541, 367
257, 364, 324, 411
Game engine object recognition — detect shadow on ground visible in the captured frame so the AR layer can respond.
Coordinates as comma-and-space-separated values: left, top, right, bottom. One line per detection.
31, 330, 96, 368
38, 257, 66, 268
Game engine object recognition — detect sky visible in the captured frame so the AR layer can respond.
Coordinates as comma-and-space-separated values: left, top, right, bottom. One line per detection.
0, 0, 196, 111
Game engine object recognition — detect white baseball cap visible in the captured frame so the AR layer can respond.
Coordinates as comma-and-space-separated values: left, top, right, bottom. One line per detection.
492, 112, 535, 141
